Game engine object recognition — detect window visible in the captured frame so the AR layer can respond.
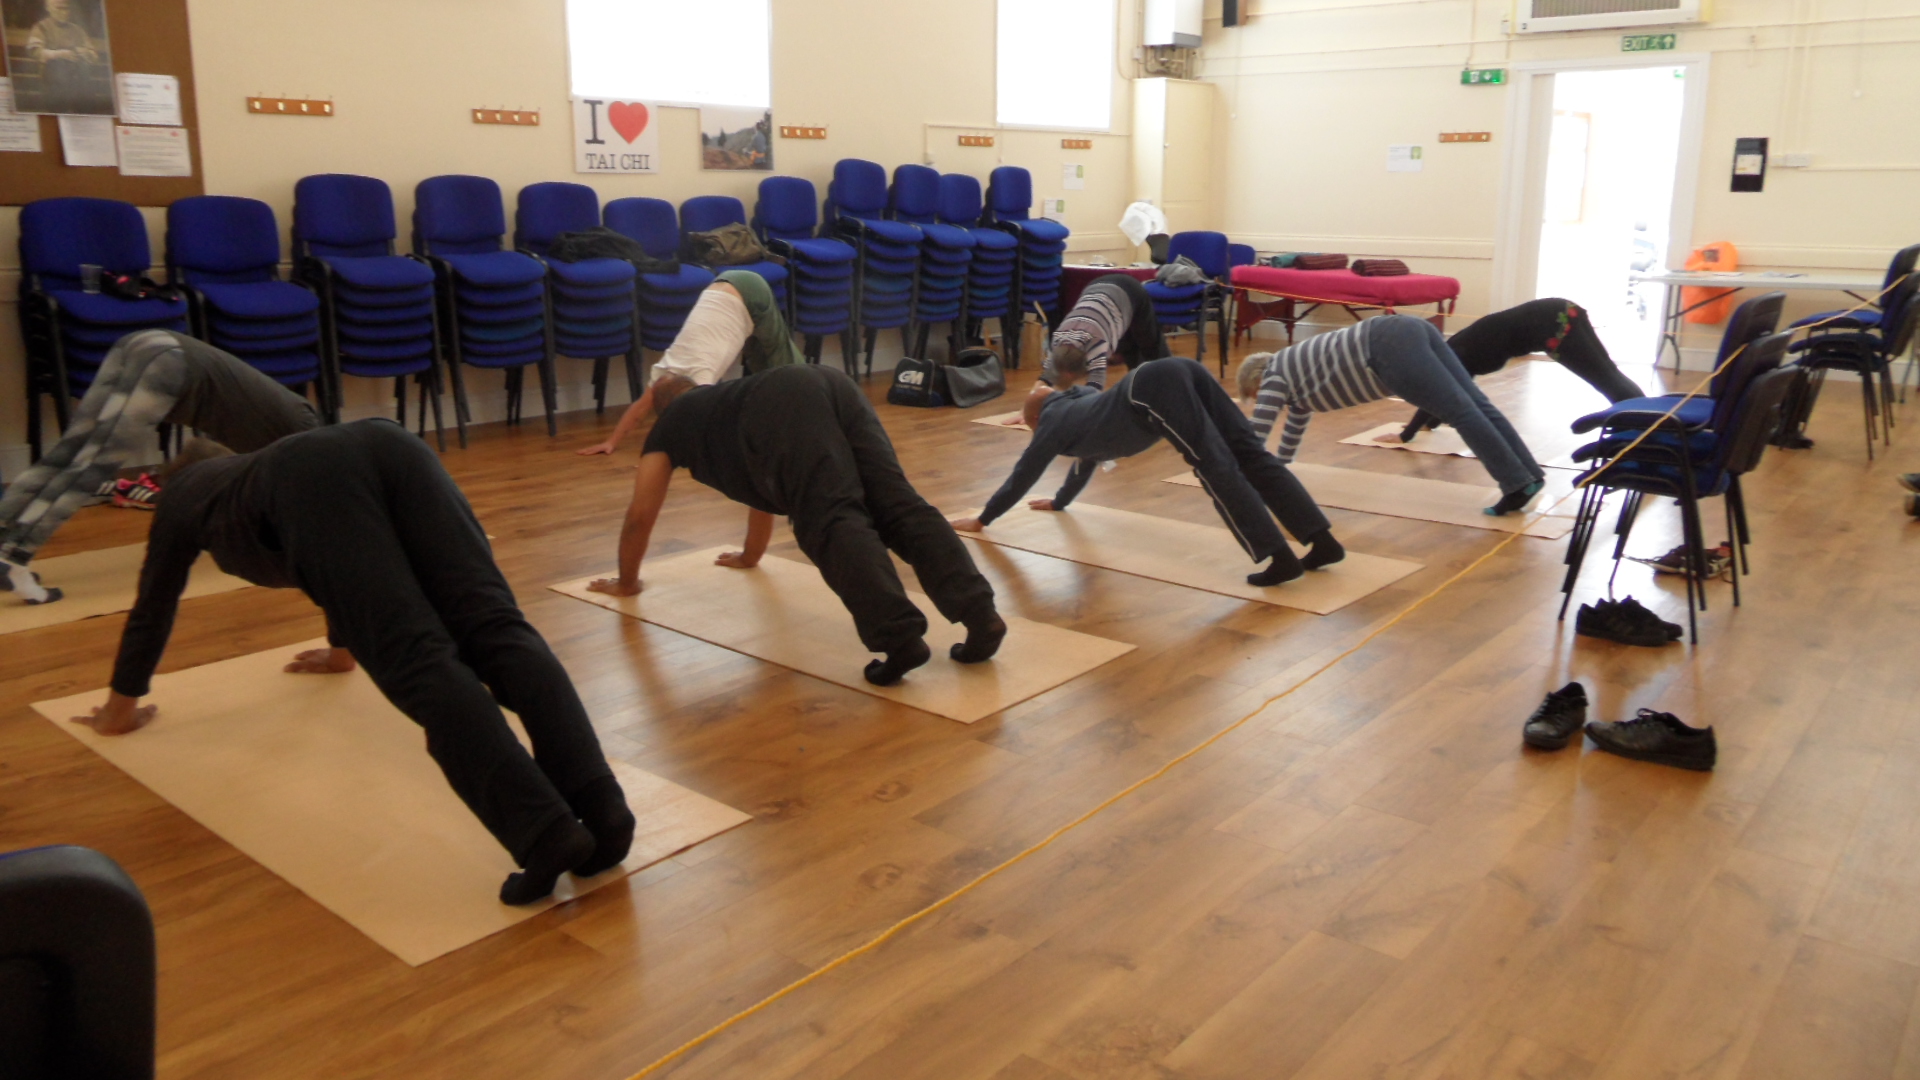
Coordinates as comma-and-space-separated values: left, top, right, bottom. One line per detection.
566, 0, 770, 108
997, 0, 1116, 130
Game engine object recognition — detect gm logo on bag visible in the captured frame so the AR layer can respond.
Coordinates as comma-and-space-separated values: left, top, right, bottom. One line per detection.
897, 369, 925, 386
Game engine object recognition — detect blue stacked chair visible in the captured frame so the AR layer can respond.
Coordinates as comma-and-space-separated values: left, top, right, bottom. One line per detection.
1144, 230, 1230, 372
515, 182, 640, 415
678, 195, 789, 308
292, 173, 451, 447
827, 159, 923, 375
753, 176, 856, 370
603, 197, 715, 355
889, 165, 975, 360
1572, 293, 1785, 438
1559, 333, 1795, 643
1786, 274, 1919, 459
17, 198, 190, 459
166, 196, 324, 406
1788, 244, 1919, 333
984, 166, 1071, 367
413, 175, 557, 435
936, 173, 1019, 358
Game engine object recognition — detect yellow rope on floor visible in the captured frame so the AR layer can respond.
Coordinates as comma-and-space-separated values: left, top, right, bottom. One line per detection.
621, 281, 1905, 1080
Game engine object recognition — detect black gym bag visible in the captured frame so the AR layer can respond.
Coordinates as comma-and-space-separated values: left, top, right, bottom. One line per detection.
942, 347, 1007, 409
886, 357, 946, 407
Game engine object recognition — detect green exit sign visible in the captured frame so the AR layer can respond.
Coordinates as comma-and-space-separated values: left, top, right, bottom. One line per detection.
1621, 33, 1677, 51
1460, 68, 1506, 85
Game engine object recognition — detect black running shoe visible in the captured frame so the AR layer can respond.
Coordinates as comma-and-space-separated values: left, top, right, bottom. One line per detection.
1522, 682, 1588, 750
1901, 474, 1920, 495
1908, 493, 1920, 519
1575, 599, 1671, 647
1615, 596, 1684, 641
1585, 709, 1717, 771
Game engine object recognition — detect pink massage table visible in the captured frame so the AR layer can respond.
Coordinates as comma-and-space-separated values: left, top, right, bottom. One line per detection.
1231, 266, 1461, 345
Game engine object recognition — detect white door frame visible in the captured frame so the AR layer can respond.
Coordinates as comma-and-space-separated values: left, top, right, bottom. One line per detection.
1490, 52, 1712, 312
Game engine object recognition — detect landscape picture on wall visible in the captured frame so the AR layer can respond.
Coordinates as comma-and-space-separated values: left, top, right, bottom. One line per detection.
700, 105, 771, 171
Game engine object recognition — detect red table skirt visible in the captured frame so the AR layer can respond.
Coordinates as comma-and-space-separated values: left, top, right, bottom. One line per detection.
1229, 266, 1460, 307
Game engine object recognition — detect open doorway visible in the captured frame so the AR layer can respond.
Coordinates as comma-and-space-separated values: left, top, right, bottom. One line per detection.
1493, 53, 1709, 371
1533, 66, 1688, 365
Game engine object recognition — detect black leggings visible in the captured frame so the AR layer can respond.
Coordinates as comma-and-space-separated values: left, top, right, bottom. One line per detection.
1409, 299, 1643, 431
1126, 358, 1331, 562
741, 366, 997, 654
263, 420, 614, 864
1105, 274, 1173, 375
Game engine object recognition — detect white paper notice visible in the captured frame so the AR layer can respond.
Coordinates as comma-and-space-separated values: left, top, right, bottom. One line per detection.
1062, 162, 1085, 190
116, 125, 192, 177
0, 78, 42, 153
59, 115, 118, 167
1040, 197, 1067, 222
116, 73, 183, 127
1387, 144, 1424, 173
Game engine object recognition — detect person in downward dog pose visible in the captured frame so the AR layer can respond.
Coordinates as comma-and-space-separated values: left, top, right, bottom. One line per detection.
1398, 297, 1644, 440
953, 355, 1344, 587
1239, 313, 1547, 516
77, 420, 632, 906
1036, 273, 1170, 392
0, 330, 320, 604
577, 270, 801, 457
590, 364, 1006, 687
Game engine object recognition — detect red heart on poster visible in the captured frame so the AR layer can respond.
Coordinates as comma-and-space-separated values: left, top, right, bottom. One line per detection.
607, 101, 650, 144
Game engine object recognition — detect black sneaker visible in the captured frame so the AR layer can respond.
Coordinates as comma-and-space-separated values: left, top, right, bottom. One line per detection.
1631, 542, 1732, 582
1614, 596, 1684, 640
1585, 709, 1717, 771
1522, 682, 1588, 750
1908, 494, 1920, 519
1575, 599, 1671, 647
1901, 474, 1920, 494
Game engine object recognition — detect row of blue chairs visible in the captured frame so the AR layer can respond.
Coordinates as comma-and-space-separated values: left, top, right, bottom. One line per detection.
16, 162, 1073, 457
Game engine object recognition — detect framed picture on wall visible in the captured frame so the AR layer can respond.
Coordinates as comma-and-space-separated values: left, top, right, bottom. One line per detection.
700, 105, 771, 171
1, 0, 115, 116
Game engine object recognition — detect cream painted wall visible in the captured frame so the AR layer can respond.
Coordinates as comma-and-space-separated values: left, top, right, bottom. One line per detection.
0, 0, 1143, 467
1201, 0, 1920, 363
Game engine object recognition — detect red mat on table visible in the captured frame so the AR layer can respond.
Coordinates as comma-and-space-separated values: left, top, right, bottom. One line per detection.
1230, 266, 1459, 308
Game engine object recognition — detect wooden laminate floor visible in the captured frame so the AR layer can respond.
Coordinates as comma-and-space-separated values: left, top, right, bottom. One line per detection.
6, 337, 1919, 1080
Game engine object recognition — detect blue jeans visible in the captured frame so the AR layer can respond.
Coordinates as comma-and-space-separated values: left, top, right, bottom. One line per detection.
1364, 315, 1544, 493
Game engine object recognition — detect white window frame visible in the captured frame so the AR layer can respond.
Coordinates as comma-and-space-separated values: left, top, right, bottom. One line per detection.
995, 0, 1118, 133
564, 0, 772, 110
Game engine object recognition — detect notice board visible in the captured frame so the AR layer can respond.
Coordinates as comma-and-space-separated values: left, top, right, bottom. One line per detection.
0, 0, 203, 205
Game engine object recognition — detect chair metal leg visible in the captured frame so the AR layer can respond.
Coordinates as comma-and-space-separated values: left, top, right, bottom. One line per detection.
623, 352, 643, 402
394, 374, 407, 424
590, 357, 609, 414
537, 356, 559, 437
1723, 496, 1742, 608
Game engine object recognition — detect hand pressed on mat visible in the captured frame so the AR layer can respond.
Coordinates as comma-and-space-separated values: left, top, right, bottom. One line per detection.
72, 692, 156, 735
284, 646, 357, 674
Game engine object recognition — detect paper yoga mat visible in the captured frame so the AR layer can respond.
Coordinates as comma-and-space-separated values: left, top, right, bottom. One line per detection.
34, 641, 750, 966
955, 503, 1421, 615
0, 544, 249, 636
1167, 463, 1578, 540
552, 548, 1133, 725
970, 410, 1030, 432
1339, 421, 1582, 471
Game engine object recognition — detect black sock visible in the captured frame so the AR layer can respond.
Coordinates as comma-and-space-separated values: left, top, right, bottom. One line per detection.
1248, 549, 1305, 587
950, 612, 1007, 663
499, 815, 596, 906
1485, 479, 1545, 517
1300, 530, 1345, 570
864, 639, 932, 686
569, 775, 636, 878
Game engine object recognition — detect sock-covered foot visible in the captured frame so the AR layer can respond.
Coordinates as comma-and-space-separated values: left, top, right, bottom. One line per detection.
1485, 479, 1546, 517
1300, 530, 1345, 570
0, 559, 56, 604
1247, 550, 1305, 587
950, 612, 1007, 664
864, 639, 932, 686
499, 815, 595, 906
569, 775, 636, 878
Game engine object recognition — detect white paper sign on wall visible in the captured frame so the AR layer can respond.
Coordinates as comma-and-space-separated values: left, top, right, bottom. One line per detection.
1387, 144, 1423, 173
574, 98, 660, 174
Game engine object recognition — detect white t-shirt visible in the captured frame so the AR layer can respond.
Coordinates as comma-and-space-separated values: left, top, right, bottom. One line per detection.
651, 286, 752, 387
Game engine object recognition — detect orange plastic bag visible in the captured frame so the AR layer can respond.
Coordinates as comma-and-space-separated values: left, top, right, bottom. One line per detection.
1682, 241, 1739, 324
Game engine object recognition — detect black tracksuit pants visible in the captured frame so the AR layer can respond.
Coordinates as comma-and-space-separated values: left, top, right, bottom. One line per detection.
1125, 358, 1331, 562
1410, 299, 1642, 431
264, 421, 614, 864
1105, 273, 1174, 372
739, 366, 997, 654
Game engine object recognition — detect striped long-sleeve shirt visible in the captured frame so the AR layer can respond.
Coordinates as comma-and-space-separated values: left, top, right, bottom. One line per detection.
1042, 281, 1133, 388
1250, 322, 1388, 462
